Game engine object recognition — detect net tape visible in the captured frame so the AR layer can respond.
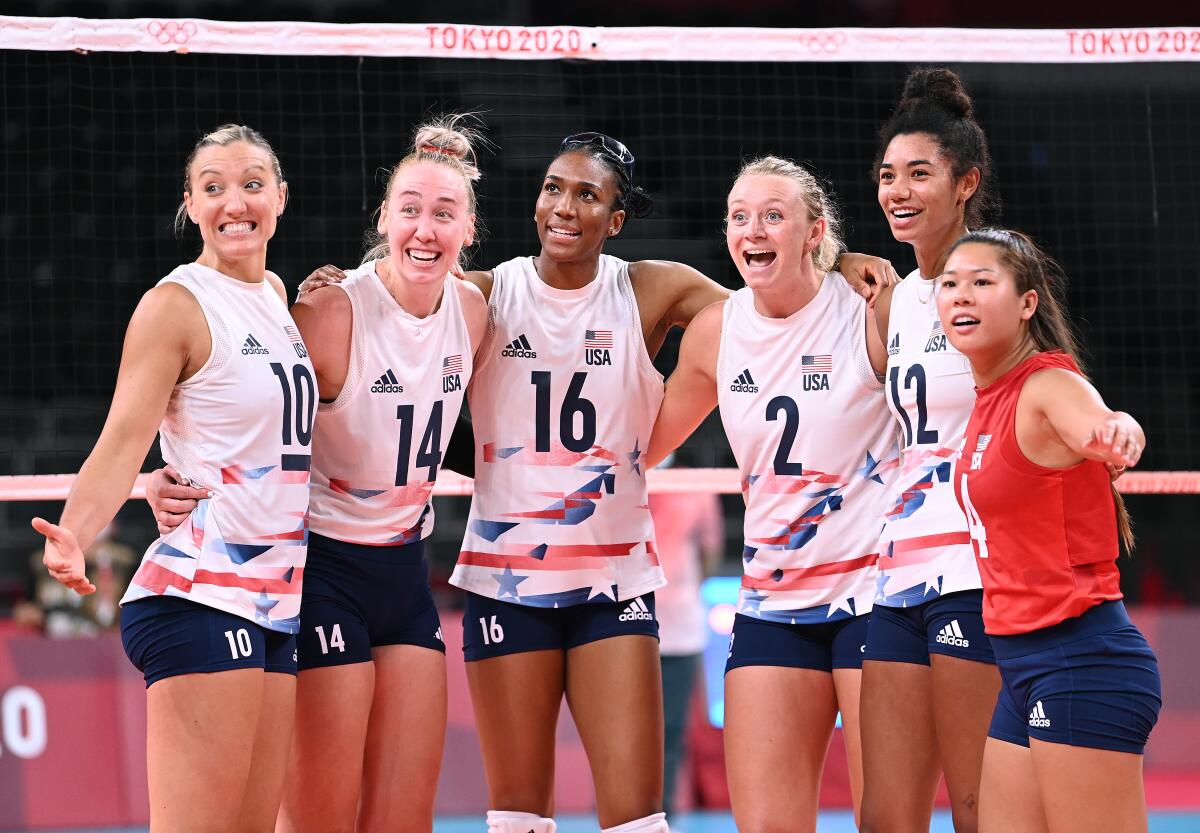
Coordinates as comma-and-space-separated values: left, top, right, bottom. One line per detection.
3, 17, 1200, 63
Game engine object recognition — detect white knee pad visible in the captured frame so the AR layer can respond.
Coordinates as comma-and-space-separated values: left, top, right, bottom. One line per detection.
601, 812, 669, 833
486, 809, 557, 833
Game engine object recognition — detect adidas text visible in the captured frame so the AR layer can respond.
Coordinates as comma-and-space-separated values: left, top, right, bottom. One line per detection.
371, 383, 405, 393
1029, 701, 1052, 728
502, 346, 537, 359
730, 383, 759, 393
242, 335, 269, 355
619, 598, 654, 622
936, 632, 971, 648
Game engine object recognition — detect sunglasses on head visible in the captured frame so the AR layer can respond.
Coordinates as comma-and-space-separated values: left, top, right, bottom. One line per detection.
559, 132, 635, 182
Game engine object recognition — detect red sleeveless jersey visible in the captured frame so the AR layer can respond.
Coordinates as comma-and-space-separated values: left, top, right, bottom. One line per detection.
954, 351, 1123, 635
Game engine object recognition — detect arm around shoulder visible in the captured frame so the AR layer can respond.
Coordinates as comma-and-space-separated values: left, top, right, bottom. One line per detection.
630, 260, 730, 330
453, 277, 489, 359
646, 299, 725, 468
291, 285, 353, 401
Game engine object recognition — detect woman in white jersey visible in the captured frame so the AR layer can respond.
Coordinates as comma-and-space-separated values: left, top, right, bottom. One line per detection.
858, 68, 1002, 833
147, 119, 488, 832
648, 157, 896, 833
33, 125, 310, 832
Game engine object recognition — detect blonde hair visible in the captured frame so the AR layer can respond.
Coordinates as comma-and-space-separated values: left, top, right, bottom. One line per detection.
733, 156, 844, 272
174, 124, 284, 235
362, 114, 484, 265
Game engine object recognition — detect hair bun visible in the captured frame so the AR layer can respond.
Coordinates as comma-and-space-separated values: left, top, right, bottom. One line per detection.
625, 185, 654, 220
412, 114, 483, 182
898, 67, 973, 120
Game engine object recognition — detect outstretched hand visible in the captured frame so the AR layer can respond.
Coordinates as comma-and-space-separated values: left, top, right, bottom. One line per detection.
31, 517, 96, 595
1083, 417, 1143, 469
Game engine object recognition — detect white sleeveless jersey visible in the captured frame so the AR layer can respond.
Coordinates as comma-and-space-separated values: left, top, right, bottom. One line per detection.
717, 276, 898, 624
308, 262, 472, 545
451, 255, 665, 606
120, 263, 314, 633
877, 269, 982, 607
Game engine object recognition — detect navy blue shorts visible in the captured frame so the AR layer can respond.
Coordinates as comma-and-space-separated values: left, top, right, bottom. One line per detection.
864, 590, 996, 665
462, 591, 658, 661
121, 595, 297, 688
725, 612, 870, 674
296, 534, 445, 671
988, 601, 1161, 755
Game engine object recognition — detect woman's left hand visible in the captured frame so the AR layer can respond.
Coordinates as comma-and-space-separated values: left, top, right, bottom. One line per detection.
839, 252, 902, 305
1083, 416, 1143, 469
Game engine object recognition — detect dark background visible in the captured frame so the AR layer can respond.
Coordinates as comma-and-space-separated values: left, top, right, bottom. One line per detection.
2, 2, 1198, 611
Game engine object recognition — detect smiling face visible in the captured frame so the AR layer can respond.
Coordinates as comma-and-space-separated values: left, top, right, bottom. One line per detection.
378, 160, 474, 286
936, 241, 1038, 360
535, 151, 624, 263
183, 141, 287, 267
726, 173, 824, 290
878, 132, 977, 249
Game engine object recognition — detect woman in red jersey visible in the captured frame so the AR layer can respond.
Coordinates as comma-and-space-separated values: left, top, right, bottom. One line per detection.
937, 228, 1160, 833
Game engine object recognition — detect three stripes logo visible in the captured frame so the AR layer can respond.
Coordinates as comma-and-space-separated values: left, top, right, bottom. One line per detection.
241, 333, 269, 355
371, 368, 404, 394
1028, 700, 1051, 728
888, 333, 901, 356
502, 333, 537, 359
618, 597, 654, 622
730, 369, 759, 393
935, 618, 971, 648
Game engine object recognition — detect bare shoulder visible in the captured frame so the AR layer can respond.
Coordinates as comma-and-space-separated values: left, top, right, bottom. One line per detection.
1024, 366, 1098, 402
629, 259, 708, 285
453, 276, 489, 329
461, 269, 495, 299
686, 298, 728, 338
139, 281, 205, 329
291, 283, 351, 333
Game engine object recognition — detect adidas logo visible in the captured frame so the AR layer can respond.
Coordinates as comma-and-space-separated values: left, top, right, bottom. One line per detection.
888, 333, 900, 356
501, 334, 537, 359
371, 369, 404, 394
729, 369, 759, 393
241, 333, 269, 355
1028, 700, 1051, 728
935, 619, 970, 648
618, 597, 654, 622
435, 627, 444, 642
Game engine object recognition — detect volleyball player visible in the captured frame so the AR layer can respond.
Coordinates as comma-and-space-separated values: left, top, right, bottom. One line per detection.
859, 68, 1002, 833
937, 229, 1160, 833
148, 118, 487, 833
647, 157, 896, 832
34, 125, 308, 832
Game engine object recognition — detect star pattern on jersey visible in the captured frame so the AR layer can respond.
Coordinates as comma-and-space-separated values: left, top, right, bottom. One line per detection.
491, 565, 528, 600
827, 594, 858, 619
627, 439, 645, 476
586, 579, 618, 601
856, 450, 887, 484
253, 591, 280, 625
740, 589, 767, 614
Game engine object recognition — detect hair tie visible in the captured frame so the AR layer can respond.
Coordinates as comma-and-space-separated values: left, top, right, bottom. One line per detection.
420, 144, 460, 158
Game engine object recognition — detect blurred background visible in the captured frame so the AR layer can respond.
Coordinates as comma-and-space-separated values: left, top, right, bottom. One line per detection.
1, 1, 1198, 830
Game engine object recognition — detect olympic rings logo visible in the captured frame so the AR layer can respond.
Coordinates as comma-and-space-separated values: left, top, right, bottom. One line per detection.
147, 21, 198, 46
798, 32, 846, 54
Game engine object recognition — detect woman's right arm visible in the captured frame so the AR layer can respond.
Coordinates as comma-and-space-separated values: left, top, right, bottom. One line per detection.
646, 300, 724, 469
33, 283, 202, 593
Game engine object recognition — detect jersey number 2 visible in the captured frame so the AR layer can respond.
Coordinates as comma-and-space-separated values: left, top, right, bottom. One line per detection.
889, 364, 938, 447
